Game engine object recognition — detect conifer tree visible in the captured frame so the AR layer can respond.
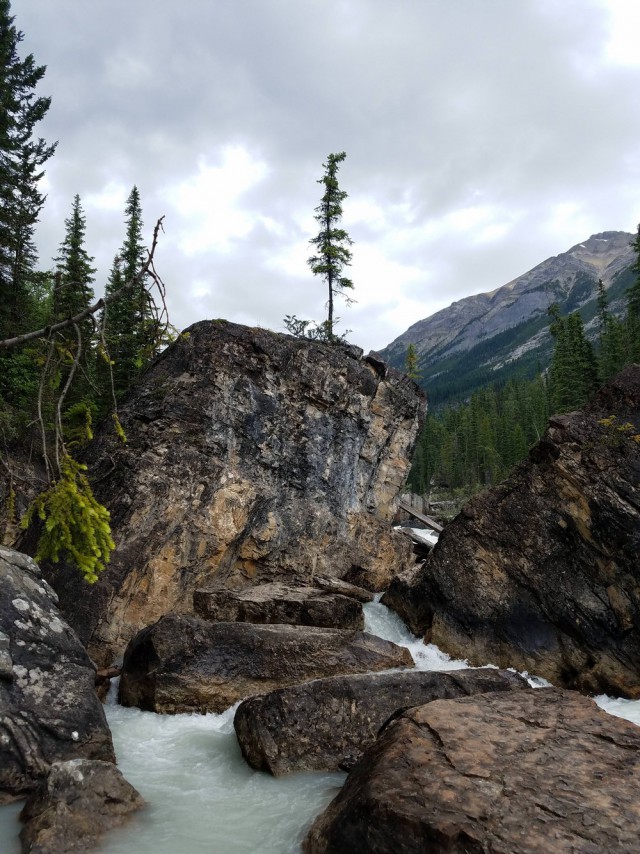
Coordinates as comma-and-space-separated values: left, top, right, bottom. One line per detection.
0, 0, 56, 340
103, 186, 153, 397
308, 152, 354, 341
404, 343, 421, 380
597, 278, 626, 381
627, 223, 640, 361
54, 195, 96, 321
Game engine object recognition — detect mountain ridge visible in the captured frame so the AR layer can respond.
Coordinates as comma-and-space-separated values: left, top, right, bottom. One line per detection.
381, 230, 635, 406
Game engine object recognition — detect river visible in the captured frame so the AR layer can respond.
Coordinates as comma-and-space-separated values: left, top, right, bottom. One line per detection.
1, 598, 639, 852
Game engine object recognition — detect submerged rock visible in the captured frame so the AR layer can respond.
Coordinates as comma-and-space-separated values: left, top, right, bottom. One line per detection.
20, 759, 144, 853
0, 546, 114, 804
304, 687, 640, 853
384, 365, 640, 697
118, 614, 413, 714
193, 582, 364, 630
234, 667, 528, 775
41, 321, 423, 666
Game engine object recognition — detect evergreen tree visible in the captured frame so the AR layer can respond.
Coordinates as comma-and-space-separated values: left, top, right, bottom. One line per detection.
54, 195, 95, 321
308, 152, 354, 341
627, 223, 640, 361
597, 277, 626, 381
103, 186, 152, 397
0, 0, 56, 339
404, 343, 421, 380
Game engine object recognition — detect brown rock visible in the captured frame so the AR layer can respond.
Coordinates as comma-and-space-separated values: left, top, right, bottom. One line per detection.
0, 546, 115, 804
313, 575, 374, 603
193, 582, 364, 630
118, 614, 413, 714
234, 667, 528, 775
304, 687, 640, 854
384, 365, 640, 697
20, 759, 144, 853
40, 322, 423, 666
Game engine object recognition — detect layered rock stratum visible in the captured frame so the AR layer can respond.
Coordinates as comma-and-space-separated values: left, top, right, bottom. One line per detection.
384, 365, 640, 697
43, 321, 423, 666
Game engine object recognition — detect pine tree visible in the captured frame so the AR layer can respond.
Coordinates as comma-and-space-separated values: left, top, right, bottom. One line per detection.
308, 152, 354, 341
597, 277, 626, 381
0, 0, 56, 339
103, 186, 152, 397
627, 223, 640, 361
54, 195, 95, 320
404, 343, 421, 380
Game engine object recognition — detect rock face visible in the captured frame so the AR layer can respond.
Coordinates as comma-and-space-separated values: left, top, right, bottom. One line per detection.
384, 365, 640, 697
234, 667, 528, 776
193, 582, 364, 630
0, 546, 115, 804
304, 687, 640, 854
20, 759, 144, 853
118, 614, 413, 714
42, 321, 423, 666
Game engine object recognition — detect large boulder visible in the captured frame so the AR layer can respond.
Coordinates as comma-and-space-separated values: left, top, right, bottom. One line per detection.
304, 687, 640, 853
40, 322, 423, 666
20, 759, 144, 853
0, 546, 115, 804
118, 614, 413, 714
193, 582, 364, 630
384, 365, 640, 697
234, 667, 528, 775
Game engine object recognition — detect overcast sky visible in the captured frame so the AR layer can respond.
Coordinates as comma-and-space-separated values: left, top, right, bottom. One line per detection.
16, 0, 640, 353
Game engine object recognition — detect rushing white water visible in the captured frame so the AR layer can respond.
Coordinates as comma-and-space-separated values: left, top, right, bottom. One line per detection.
1, 598, 639, 853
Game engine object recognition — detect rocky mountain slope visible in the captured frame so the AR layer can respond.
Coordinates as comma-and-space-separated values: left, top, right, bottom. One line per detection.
382, 231, 635, 406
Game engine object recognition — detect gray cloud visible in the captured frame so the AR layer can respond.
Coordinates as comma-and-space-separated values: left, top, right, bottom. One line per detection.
16, 0, 640, 352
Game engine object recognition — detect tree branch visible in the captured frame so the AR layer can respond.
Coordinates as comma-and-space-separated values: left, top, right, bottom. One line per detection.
0, 216, 165, 350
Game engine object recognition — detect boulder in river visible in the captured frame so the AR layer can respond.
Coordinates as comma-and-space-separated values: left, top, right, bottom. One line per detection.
384, 365, 640, 697
234, 667, 528, 775
304, 687, 640, 854
193, 582, 364, 630
0, 546, 114, 804
118, 614, 413, 713
39, 321, 423, 667
20, 759, 144, 853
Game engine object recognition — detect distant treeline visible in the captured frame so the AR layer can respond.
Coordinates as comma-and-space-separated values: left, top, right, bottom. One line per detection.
408, 240, 640, 496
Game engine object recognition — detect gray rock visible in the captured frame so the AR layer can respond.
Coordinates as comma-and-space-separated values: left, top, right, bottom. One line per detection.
234, 667, 528, 775
304, 688, 640, 854
0, 547, 114, 804
20, 759, 144, 853
118, 614, 413, 714
313, 575, 374, 603
193, 582, 364, 629
384, 365, 640, 698
39, 321, 424, 667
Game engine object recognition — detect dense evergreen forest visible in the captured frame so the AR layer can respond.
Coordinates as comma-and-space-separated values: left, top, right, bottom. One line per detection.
408, 250, 640, 498
0, 1, 169, 580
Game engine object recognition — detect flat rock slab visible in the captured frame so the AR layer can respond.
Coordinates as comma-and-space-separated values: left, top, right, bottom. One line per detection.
20, 759, 144, 853
119, 614, 412, 714
234, 667, 528, 775
304, 687, 640, 854
313, 576, 374, 603
193, 582, 364, 630
0, 546, 114, 804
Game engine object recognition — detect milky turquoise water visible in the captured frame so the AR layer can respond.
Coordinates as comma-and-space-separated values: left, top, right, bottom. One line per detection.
1, 599, 638, 852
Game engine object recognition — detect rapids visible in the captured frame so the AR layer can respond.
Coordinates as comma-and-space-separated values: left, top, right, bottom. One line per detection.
1, 598, 639, 852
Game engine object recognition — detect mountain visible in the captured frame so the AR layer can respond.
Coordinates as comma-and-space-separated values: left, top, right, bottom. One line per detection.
380, 231, 635, 407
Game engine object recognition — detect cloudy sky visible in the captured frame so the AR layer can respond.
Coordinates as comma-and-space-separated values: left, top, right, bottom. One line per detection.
16, 0, 640, 353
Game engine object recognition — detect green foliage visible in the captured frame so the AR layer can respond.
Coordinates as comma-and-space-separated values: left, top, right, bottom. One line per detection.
21, 453, 114, 584
308, 152, 354, 341
547, 304, 598, 414
283, 314, 350, 343
404, 343, 421, 380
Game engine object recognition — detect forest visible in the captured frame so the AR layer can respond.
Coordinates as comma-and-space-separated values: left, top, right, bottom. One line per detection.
407, 262, 640, 498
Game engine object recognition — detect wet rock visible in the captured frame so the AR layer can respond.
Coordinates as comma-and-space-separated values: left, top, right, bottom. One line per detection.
384, 365, 640, 697
304, 687, 640, 854
20, 759, 144, 853
40, 321, 423, 667
118, 614, 412, 714
234, 667, 527, 775
0, 546, 115, 804
193, 582, 364, 630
